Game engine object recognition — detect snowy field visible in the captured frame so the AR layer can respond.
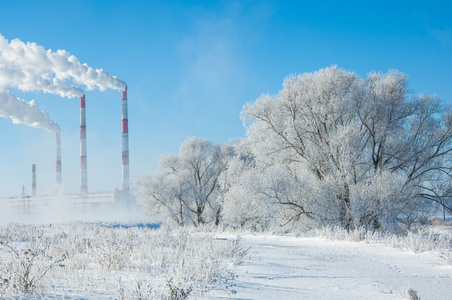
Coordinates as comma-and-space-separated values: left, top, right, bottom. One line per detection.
0, 222, 450, 299
208, 234, 452, 300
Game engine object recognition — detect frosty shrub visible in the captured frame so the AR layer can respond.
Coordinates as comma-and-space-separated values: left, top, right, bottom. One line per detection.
0, 235, 65, 296
219, 143, 278, 231
403, 288, 421, 300
349, 171, 420, 230
0, 223, 240, 299
312, 225, 452, 265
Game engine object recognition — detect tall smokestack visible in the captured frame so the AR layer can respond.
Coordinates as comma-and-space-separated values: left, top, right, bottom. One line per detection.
56, 132, 62, 193
80, 95, 88, 194
122, 87, 130, 193
32, 164, 36, 196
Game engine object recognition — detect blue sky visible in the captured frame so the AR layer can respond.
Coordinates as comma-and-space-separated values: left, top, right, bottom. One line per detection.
0, 0, 451, 197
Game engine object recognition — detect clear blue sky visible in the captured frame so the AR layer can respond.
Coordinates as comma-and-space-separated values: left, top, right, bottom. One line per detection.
0, 0, 451, 197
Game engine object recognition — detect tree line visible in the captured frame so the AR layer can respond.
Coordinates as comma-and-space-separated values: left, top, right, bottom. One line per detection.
137, 66, 452, 231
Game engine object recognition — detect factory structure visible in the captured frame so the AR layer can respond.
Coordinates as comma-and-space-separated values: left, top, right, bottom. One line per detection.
80, 94, 88, 195
79, 87, 129, 196
1, 88, 133, 213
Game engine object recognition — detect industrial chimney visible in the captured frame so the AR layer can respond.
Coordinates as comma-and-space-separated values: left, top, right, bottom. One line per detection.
122, 87, 130, 193
80, 95, 88, 194
56, 132, 62, 193
32, 164, 36, 196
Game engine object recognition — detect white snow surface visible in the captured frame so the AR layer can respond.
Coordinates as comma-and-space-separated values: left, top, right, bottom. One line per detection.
208, 234, 452, 300
1, 223, 450, 299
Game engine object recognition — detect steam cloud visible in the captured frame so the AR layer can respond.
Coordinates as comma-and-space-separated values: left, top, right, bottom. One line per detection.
0, 33, 126, 98
0, 91, 60, 133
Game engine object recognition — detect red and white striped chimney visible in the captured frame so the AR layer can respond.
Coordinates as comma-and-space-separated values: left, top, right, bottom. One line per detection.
122, 87, 130, 193
32, 164, 36, 196
80, 95, 88, 194
56, 132, 62, 193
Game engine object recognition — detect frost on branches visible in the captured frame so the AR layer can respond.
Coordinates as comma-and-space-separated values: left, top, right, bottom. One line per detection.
239, 66, 452, 230
137, 137, 233, 227
139, 66, 452, 231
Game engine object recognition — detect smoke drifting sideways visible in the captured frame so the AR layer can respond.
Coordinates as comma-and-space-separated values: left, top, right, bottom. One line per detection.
0, 91, 60, 133
0, 33, 126, 97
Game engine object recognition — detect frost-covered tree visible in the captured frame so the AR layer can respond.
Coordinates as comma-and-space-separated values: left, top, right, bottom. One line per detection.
241, 66, 452, 230
137, 137, 232, 227
219, 140, 278, 230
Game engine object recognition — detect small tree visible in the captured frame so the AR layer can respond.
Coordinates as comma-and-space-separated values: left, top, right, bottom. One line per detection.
138, 137, 232, 226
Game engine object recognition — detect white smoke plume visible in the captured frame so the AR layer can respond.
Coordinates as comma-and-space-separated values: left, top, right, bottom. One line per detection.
0, 91, 60, 133
48, 49, 127, 91
0, 36, 83, 98
0, 34, 126, 98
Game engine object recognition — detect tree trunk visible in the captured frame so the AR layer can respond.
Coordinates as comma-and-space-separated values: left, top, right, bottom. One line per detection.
215, 207, 221, 226
197, 206, 203, 226
338, 183, 353, 230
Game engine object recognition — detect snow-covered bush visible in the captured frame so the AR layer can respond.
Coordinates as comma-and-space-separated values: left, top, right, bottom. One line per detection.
312, 225, 452, 264
0, 231, 66, 296
403, 288, 421, 300
219, 146, 276, 231
349, 171, 426, 230
0, 223, 241, 299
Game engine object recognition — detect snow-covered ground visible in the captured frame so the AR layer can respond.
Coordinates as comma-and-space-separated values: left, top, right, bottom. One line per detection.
208, 235, 452, 300
0, 223, 450, 299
